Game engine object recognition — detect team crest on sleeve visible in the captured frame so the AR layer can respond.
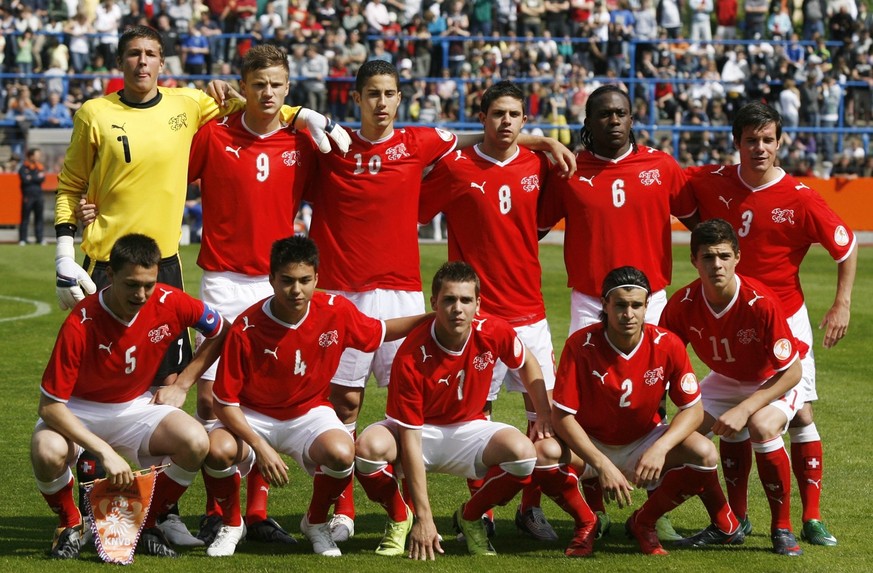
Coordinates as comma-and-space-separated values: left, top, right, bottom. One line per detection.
149, 324, 172, 343
736, 328, 760, 344
282, 150, 300, 166
435, 127, 454, 141
168, 113, 188, 131
771, 208, 795, 225
834, 225, 850, 246
386, 143, 410, 160
319, 330, 339, 347
643, 367, 664, 386
474, 351, 495, 371
773, 338, 793, 361
680, 372, 699, 394
520, 175, 540, 192
639, 169, 662, 186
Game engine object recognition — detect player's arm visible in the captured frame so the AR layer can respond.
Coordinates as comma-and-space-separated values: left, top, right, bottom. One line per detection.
37, 393, 134, 487
713, 359, 802, 438
634, 400, 703, 488
398, 425, 444, 560
820, 244, 856, 348
383, 313, 432, 342
152, 319, 228, 408
517, 133, 576, 177
213, 400, 290, 486
516, 348, 553, 440
552, 407, 634, 507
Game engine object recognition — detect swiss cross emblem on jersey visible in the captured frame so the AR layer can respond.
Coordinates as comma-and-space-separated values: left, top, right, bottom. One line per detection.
473, 351, 495, 371
282, 150, 300, 167
386, 143, 410, 160
168, 113, 188, 131
771, 208, 795, 225
149, 324, 172, 343
736, 328, 760, 344
520, 175, 540, 192
318, 330, 339, 347
643, 367, 664, 386
638, 169, 662, 186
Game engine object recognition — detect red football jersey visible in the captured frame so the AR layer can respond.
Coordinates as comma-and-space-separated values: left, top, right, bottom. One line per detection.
538, 146, 695, 296
42, 286, 222, 403
189, 112, 315, 275
387, 315, 525, 427
553, 323, 700, 446
688, 165, 856, 315
213, 291, 386, 420
661, 274, 807, 383
419, 145, 550, 325
307, 127, 457, 292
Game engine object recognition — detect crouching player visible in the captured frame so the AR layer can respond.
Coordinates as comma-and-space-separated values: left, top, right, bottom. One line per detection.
354, 262, 553, 559
31, 234, 226, 559
201, 236, 427, 557
535, 266, 742, 556
661, 219, 806, 556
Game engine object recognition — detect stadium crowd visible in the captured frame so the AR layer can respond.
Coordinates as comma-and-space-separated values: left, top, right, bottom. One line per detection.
1, 0, 872, 175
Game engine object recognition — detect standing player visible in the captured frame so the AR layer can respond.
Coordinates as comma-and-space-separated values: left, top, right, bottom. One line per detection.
419, 80, 558, 540
354, 262, 553, 559
686, 101, 857, 545
201, 236, 427, 557
301, 60, 574, 541
534, 266, 741, 556
31, 234, 226, 559
187, 44, 318, 547
661, 219, 807, 555
536, 83, 697, 540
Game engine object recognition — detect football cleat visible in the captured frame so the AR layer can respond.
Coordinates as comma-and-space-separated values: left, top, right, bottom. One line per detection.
196, 514, 223, 545
594, 510, 612, 539
565, 520, 597, 558
673, 523, 745, 548
515, 506, 559, 541
771, 528, 803, 556
247, 517, 297, 544
329, 513, 355, 543
206, 523, 246, 557
300, 515, 341, 556
655, 513, 683, 542
453, 505, 496, 556
374, 506, 413, 557
483, 510, 496, 539
50, 524, 85, 559
157, 514, 205, 547
625, 510, 668, 556
739, 516, 753, 537
801, 519, 837, 546
137, 527, 178, 557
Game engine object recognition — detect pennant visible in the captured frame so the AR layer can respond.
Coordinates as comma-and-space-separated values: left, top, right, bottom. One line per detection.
84, 468, 158, 565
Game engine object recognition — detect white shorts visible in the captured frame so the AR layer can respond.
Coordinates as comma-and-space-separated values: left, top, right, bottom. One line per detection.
700, 370, 801, 430
488, 318, 556, 402
787, 304, 816, 402
375, 418, 517, 480
215, 405, 346, 476
580, 424, 670, 485
35, 394, 179, 469
569, 289, 667, 335
197, 271, 273, 381
330, 289, 425, 388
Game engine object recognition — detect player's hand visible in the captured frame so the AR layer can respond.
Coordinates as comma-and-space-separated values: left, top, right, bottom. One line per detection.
529, 417, 554, 441
99, 449, 135, 488
819, 302, 850, 348
712, 406, 751, 439
407, 516, 443, 560
299, 108, 351, 154
206, 79, 243, 107
55, 236, 96, 311
151, 385, 187, 409
633, 444, 667, 488
598, 461, 634, 508
253, 443, 289, 487
75, 197, 98, 227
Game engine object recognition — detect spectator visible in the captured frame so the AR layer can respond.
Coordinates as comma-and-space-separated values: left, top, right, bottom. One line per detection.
690, 0, 713, 42
743, 0, 768, 39
15, 28, 35, 76
6, 84, 39, 124
768, 5, 794, 40
37, 91, 73, 128
65, 11, 93, 74
259, 1, 284, 36
156, 13, 183, 76
779, 77, 802, 129
18, 147, 46, 246
544, 0, 570, 37
364, 0, 391, 33
715, 0, 738, 39
301, 43, 329, 114
657, 0, 682, 39
497, 0, 520, 35
183, 22, 210, 75
167, 0, 194, 33
94, 0, 122, 64
820, 75, 841, 161
802, 0, 827, 41
519, 0, 545, 36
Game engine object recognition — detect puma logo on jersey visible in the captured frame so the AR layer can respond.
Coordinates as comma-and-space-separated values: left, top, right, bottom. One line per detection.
80, 308, 92, 323
771, 208, 795, 225
225, 146, 242, 159
326, 294, 338, 305
592, 370, 608, 384
652, 329, 667, 344
689, 326, 704, 338
420, 345, 432, 362
437, 376, 450, 386
582, 332, 595, 347
470, 181, 486, 194
472, 317, 487, 331
264, 347, 279, 359
748, 290, 764, 306
98, 342, 113, 354
577, 175, 595, 187
719, 195, 733, 209
795, 182, 810, 191
681, 288, 693, 302
111, 123, 126, 133
217, 116, 230, 127
158, 288, 173, 303
386, 143, 410, 160
639, 169, 662, 186
242, 316, 255, 331
453, 149, 467, 161
710, 165, 726, 176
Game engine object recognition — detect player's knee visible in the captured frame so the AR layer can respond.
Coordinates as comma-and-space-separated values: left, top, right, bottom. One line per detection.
30, 430, 70, 475
320, 432, 356, 468
196, 394, 215, 422
789, 402, 814, 427
747, 414, 785, 443
534, 436, 564, 466
693, 436, 719, 467
206, 430, 239, 469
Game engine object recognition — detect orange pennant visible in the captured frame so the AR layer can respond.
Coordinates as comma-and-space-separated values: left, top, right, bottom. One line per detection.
85, 470, 157, 565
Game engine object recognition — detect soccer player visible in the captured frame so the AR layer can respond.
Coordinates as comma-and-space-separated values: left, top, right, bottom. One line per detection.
419, 80, 558, 540
661, 219, 807, 556
31, 234, 226, 559
354, 262, 552, 559
686, 101, 857, 546
200, 236, 427, 557
536, 83, 697, 540
536, 266, 741, 556
300, 59, 574, 540
187, 43, 318, 547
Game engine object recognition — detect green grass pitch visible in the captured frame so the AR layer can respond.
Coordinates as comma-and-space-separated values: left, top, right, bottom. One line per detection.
0, 241, 870, 572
